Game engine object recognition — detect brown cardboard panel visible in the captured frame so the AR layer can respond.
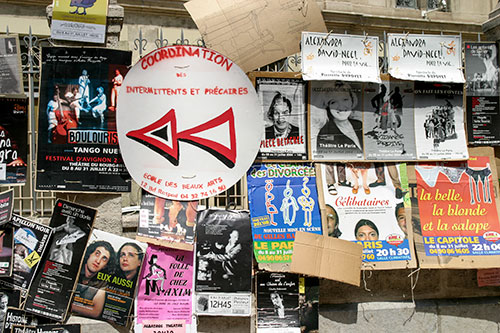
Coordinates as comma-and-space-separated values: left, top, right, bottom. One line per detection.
290, 231, 362, 286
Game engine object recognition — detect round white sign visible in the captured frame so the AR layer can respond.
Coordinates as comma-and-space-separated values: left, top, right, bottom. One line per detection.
117, 46, 263, 200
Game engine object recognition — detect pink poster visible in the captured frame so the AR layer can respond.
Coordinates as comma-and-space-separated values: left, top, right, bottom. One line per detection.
136, 245, 194, 324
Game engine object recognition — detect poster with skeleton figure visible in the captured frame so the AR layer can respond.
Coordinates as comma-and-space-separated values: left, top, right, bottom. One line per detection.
247, 164, 322, 264
414, 82, 468, 160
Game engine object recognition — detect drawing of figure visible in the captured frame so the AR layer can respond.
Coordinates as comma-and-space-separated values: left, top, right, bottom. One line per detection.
70, 0, 97, 15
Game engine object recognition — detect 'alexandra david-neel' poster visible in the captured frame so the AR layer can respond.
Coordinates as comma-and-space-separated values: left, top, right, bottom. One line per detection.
416, 156, 500, 257
71, 229, 147, 326
36, 47, 132, 192
195, 209, 252, 316
135, 245, 193, 332
24, 200, 96, 322
247, 164, 322, 264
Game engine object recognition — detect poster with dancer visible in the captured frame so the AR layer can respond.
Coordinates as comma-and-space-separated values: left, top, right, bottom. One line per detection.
71, 229, 147, 326
0, 98, 28, 185
195, 209, 252, 316
137, 190, 198, 251
317, 163, 415, 268
24, 200, 96, 322
0, 189, 14, 225
251, 73, 308, 161
36, 47, 132, 192
0, 226, 13, 277
415, 156, 500, 257
0, 35, 24, 96
310, 81, 364, 161
257, 272, 300, 333
363, 79, 417, 160
135, 245, 193, 332
247, 164, 322, 264
464, 42, 500, 145
414, 82, 468, 160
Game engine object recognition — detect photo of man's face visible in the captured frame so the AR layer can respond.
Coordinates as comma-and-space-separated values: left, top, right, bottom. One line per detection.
86, 246, 110, 275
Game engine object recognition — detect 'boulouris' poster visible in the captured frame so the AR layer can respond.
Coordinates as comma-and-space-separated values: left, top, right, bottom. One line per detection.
36, 47, 132, 192
195, 209, 252, 316
24, 200, 96, 321
416, 156, 500, 256
247, 164, 322, 264
71, 229, 147, 326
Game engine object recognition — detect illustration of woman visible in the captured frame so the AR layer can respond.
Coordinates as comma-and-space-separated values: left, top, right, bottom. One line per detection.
143, 254, 167, 292
354, 219, 379, 241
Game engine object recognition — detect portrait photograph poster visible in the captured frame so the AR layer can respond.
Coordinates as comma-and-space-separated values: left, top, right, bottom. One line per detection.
36, 46, 132, 193
0, 35, 24, 97
316, 163, 417, 269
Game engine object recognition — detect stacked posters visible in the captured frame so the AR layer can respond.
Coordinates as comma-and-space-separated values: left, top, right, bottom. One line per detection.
247, 164, 322, 264
0, 226, 13, 277
0, 98, 28, 184
71, 229, 147, 326
36, 47, 132, 192
135, 245, 193, 332
137, 191, 198, 250
414, 82, 468, 160
0, 35, 24, 96
464, 42, 500, 145
0, 190, 14, 225
24, 200, 96, 321
257, 272, 300, 333
253, 73, 308, 161
195, 209, 252, 316
318, 163, 415, 268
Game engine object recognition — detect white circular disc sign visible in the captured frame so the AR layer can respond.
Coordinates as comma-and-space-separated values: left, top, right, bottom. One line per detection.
117, 46, 263, 200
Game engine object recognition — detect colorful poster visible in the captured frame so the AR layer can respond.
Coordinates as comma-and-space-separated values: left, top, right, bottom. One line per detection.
136, 245, 193, 327
51, 0, 108, 44
465, 42, 500, 145
414, 82, 468, 160
416, 156, 500, 256
310, 81, 364, 160
24, 200, 96, 321
247, 164, 322, 263
137, 190, 198, 250
195, 209, 252, 316
388, 34, 465, 83
0, 226, 13, 277
0, 35, 24, 96
319, 163, 412, 263
71, 229, 147, 326
257, 272, 300, 333
36, 47, 132, 192
301, 32, 380, 83
363, 80, 416, 160
0, 98, 28, 185
255, 75, 308, 161
0, 190, 14, 225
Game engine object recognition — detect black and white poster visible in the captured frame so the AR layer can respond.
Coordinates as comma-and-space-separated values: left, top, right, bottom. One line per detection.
299, 277, 319, 333
195, 209, 252, 316
0, 289, 20, 330
363, 79, 416, 160
414, 82, 468, 160
465, 42, 500, 145
12, 324, 81, 333
0, 190, 14, 226
0, 226, 13, 277
2, 307, 50, 332
254, 74, 308, 161
0, 98, 28, 185
36, 47, 132, 192
310, 80, 364, 161
0, 35, 24, 96
24, 200, 96, 322
257, 272, 300, 333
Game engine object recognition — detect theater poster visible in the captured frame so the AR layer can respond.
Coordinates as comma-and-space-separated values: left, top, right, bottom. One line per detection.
317, 163, 416, 269
0, 189, 14, 225
414, 81, 468, 160
0, 35, 24, 96
257, 272, 300, 333
2, 308, 47, 332
71, 229, 147, 326
309, 80, 364, 161
195, 209, 252, 316
363, 78, 417, 160
12, 324, 81, 333
250, 73, 308, 161
247, 164, 322, 264
464, 42, 500, 146
36, 47, 132, 192
137, 190, 198, 251
24, 200, 96, 322
0, 98, 28, 185
135, 245, 193, 332
416, 156, 500, 258
0, 226, 13, 277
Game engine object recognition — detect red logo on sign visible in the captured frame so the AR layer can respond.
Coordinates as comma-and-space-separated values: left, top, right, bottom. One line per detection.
126, 108, 237, 168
